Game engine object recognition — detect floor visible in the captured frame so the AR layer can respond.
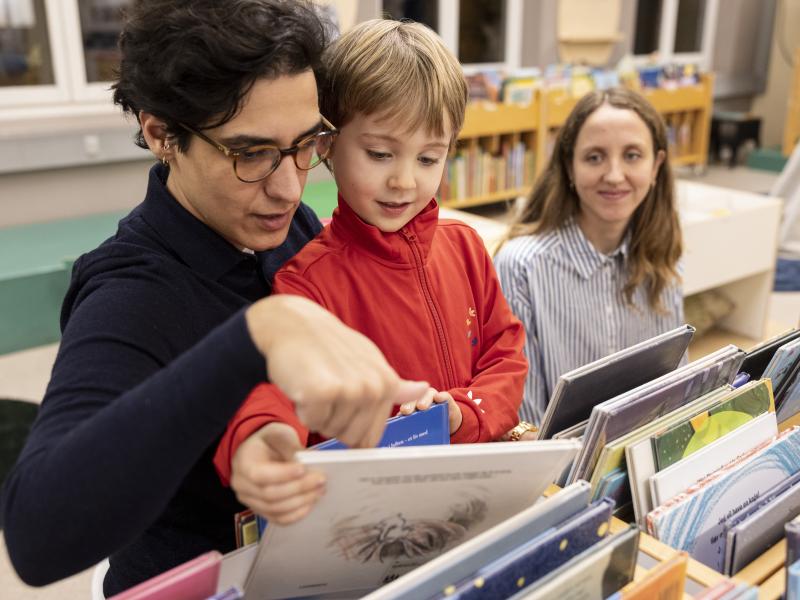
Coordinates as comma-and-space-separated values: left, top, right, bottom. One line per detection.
1, 165, 799, 599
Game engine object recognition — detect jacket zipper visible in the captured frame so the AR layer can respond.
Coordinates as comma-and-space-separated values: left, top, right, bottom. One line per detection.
401, 228, 457, 389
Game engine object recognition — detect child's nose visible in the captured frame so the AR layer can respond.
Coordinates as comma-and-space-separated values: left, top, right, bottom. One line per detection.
389, 163, 416, 190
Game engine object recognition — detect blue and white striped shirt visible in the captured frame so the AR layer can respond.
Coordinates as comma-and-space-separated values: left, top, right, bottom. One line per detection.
493, 219, 683, 426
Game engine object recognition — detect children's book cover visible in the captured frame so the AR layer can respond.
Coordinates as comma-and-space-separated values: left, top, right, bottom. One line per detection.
647, 427, 800, 571
652, 380, 773, 470
244, 440, 581, 600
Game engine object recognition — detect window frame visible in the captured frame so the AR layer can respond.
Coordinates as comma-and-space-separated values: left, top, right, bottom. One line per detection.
633, 0, 719, 70
437, 0, 523, 71
0, 0, 76, 108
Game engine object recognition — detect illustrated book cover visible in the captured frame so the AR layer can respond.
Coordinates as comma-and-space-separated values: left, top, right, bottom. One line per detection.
569, 344, 744, 485
361, 482, 593, 600
507, 524, 639, 600
243, 440, 581, 599
651, 379, 773, 470
649, 411, 777, 509
646, 427, 800, 571
433, 498, 614, 599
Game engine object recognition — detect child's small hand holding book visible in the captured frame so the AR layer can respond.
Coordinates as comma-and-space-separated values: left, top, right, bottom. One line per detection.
398, 387, 463, 434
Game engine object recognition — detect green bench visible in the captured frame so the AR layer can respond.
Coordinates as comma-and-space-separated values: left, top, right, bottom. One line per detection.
0, 180, 338, 355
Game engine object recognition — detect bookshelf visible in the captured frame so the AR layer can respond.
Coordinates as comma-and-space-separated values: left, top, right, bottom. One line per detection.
440, 100, 538, 209
783, 48, 800, 158
538, 74, 715, 173
441, 74, 715, 209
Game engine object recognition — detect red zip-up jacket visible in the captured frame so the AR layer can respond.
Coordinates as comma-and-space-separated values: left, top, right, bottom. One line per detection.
214, 197, 527, 485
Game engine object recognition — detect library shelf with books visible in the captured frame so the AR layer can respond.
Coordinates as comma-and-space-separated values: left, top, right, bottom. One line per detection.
783, 47, 800, 158
440, 100, 538, 209
441, 74, 715, 209
539, 74, 714, 173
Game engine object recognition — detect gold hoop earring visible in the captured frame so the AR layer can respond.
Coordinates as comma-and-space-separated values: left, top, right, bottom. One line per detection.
161, 140, 171, 166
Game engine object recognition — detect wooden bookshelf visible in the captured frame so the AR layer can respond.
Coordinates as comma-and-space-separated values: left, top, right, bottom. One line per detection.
783, 47, 800, 158
443, 74, 715, 208
538, 74, 714, 178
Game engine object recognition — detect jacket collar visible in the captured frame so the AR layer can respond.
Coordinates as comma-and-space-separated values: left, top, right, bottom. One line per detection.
140, 164, 253, 282
559, 218, 629, 280
330, 194, 439, 264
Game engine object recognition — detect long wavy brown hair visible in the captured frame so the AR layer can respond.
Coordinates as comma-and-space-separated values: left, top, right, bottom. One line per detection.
501, 87, 682, 311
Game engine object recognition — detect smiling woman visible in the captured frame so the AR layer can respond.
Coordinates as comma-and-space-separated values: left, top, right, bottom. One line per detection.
494, 87, 684, 427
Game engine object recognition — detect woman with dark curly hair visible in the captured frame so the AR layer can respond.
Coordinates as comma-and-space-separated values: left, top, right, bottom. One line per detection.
0, 1, 427, 595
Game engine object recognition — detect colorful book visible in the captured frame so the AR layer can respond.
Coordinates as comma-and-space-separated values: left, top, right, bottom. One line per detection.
608, 551, 687, 600
569, 344, 743, 486
254, 404, 451, 537
591, 384, 732, 518
107, 551, 221, 600
647, 427, 800, 570
432, 498, 614, 599
651, 379, 773, 470
361, 482, 593, 600
723, 470, 800, 575
312, 403, 449, 451
649, 411, 778, 509
508, 524, 639, 600
244, 440, 581, 599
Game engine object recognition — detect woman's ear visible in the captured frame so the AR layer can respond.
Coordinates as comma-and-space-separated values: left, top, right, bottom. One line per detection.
140, 111, 173, 162
651, 148, 666, 182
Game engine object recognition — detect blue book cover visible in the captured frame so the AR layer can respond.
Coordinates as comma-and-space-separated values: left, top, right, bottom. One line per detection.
432, 498, 615, 599
257, 404, 450, 535
313, 402, 450, 450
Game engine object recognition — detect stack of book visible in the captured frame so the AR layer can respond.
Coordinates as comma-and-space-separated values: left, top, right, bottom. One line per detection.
109, 327, 800, 599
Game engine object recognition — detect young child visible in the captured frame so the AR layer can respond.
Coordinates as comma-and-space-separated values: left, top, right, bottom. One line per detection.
494, 87, 683, 428
213, 19, 528, 523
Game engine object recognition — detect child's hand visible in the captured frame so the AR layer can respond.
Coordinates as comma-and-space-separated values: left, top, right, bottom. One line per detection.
230, 422, 326, 525
397, 387, 463, 434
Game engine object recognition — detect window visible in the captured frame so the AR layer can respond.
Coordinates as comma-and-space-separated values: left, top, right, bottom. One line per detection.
632, 0, 718, 68
382, 0, 522, 69
0, 0, 130, 114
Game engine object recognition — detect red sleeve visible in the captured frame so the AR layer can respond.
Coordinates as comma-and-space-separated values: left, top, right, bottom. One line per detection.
213, 271, 326, 487
448, 234, 527, 443
213, 382, 310, 486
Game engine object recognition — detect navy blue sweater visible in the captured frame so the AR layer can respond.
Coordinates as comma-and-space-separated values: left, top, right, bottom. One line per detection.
0, 164, 322, 595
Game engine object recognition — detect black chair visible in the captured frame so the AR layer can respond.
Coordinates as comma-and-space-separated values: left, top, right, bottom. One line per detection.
0, 398, 38, 528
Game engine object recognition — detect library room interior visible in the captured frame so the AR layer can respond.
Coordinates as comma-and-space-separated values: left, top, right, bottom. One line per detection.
1, 0, 800, 599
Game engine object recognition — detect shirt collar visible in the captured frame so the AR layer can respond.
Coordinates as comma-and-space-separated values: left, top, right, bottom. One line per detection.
329, 195, 439, 264
140, 163, 256, 281
559, 218, 629, 280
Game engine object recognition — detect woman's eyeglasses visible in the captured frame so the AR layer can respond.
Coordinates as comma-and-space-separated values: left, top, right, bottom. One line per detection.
178, 116, 338, 183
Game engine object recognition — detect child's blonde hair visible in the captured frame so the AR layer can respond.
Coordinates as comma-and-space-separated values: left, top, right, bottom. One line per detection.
321, 19, 467, 143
